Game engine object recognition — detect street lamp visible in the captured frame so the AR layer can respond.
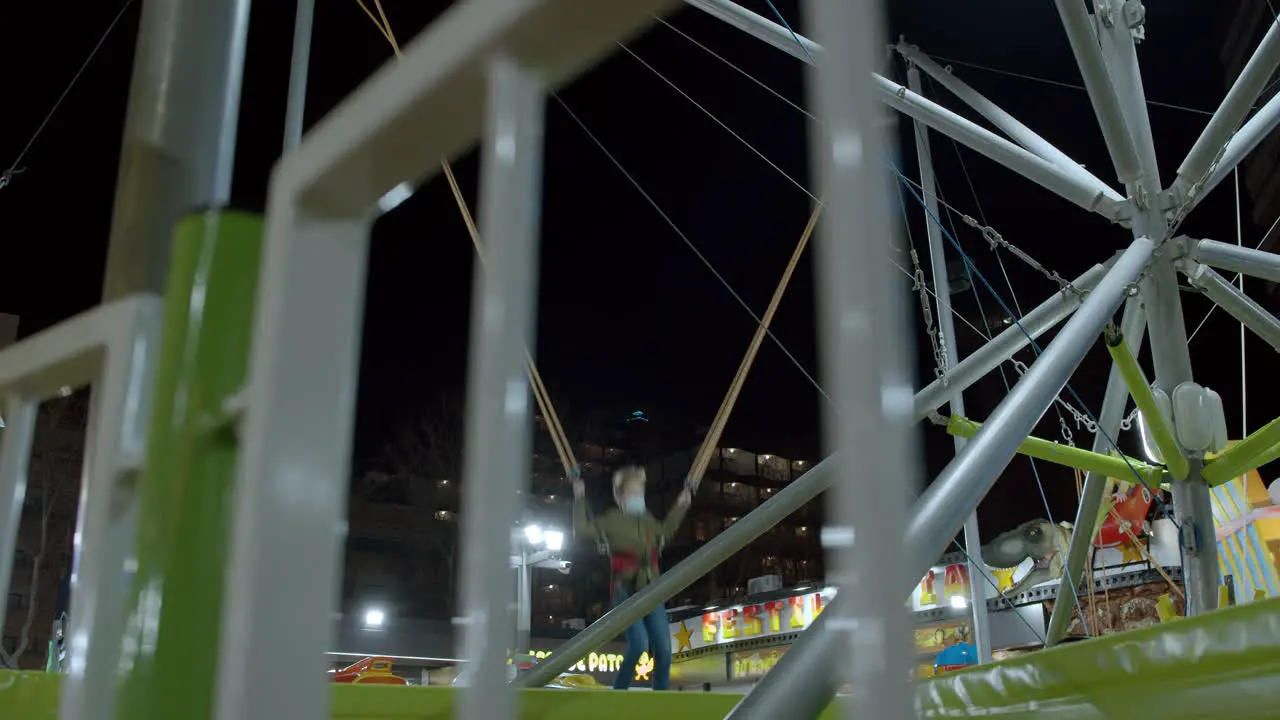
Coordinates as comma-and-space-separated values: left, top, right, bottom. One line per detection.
513, 523, 569, 656
362, 606, 386, 630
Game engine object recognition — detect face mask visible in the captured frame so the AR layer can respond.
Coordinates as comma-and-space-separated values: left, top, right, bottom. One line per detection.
623, 495, 646, 516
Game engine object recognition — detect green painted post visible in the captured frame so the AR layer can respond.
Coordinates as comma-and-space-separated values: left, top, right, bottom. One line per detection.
946, 415, 1166, 488
114, 210, 263, 720
1202, 417, 1280, 486
1104, 323, 1190, 480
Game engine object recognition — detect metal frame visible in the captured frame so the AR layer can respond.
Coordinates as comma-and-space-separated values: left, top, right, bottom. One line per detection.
896, 42, 1121, 204
906, 62, 992, 665
1044, 296, 1145, 645
213, 3, 680, 719
26, 0, 1275, 717
0, 295, 163, 720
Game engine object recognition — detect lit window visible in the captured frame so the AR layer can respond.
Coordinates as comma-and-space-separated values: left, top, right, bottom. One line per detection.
434, 510, 454, 521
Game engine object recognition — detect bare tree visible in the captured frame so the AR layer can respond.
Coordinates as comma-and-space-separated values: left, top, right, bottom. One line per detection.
357, 392, 466, 617
1, 394, 85, 670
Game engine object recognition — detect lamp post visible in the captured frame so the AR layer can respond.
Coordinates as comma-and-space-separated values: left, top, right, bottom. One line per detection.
512, 524, 568, 660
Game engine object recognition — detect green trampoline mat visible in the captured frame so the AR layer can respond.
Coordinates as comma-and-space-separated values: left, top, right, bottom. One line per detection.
4, 598, 1277, 718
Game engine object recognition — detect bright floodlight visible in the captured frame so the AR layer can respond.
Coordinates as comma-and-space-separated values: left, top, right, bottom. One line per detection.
949, 595, 968, 609
363, 607, 385, 628
524, 524, 544, 546
544, 530, 564, 551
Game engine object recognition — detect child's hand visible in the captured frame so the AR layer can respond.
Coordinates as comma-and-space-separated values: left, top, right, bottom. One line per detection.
676, 488, 692, 508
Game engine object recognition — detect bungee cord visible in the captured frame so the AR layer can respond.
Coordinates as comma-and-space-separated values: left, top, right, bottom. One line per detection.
353, 1, 581, 483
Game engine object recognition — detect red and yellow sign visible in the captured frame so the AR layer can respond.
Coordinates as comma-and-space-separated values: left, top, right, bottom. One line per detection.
729, 648, 788, 681
671, 589, 833, 654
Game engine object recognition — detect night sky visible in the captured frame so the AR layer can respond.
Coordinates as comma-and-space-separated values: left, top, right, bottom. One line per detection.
0, 1, 1273, 539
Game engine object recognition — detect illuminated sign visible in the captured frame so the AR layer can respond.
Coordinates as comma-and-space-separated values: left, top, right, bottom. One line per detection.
730, 648, 788, 681
517, 649, 653, 682
670, 588, 835, 654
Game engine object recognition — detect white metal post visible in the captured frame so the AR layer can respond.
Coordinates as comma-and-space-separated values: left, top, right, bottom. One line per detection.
1044, 295, 1145, 645
455, 55, 546, 720
0, 297, 163, 720
734, 0, 913, 717
907, 64, 992, 665
284, 0, 316, 152
0, 398, 37, 625
812, 0, 913, 713
102, 0, 253, 301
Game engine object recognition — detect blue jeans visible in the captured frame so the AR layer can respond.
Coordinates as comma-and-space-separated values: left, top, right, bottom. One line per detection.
611, 582, 671, 690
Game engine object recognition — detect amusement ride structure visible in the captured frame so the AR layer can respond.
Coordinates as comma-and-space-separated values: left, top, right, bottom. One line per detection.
1, 0, 1280, 719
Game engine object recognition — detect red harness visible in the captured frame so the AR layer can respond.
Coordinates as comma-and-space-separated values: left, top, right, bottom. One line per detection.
610, 548, 660, 576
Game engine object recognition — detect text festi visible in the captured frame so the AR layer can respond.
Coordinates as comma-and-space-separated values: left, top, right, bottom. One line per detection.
514, 649, 655, 681
701, 592, 824, 646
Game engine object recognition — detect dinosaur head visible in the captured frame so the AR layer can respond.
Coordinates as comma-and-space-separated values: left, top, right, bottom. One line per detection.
982, 519, 1059, 569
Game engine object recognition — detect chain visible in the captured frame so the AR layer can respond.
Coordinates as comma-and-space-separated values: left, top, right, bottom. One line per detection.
1059, 416, 1075, 446
908, 247, 947, 377
960, 214, 1081, 296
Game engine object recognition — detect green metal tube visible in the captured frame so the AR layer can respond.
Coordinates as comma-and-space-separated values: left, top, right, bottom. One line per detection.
1104, 323, 1191, 480
1202, 417, 1280, 485
946, 415, 1165, 488
114, 210, 263, 720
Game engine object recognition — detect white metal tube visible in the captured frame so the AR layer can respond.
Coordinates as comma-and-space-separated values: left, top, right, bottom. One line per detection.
734, 0, 912, 716
913, 262, 1109, 419
1044, 295, 1145, 645
455, 56, 546, 720
1095, 11, 1160, 188
1053, 0, 1141, 184
102, 0, 253, 300
1184, 262, 1280, 351
907, 65, 992, 665
682, 0, 1125, 219
898, 43, 1122, 203
1199, 91, 1280, 202
683, 0, 819, 63
283, 0, 316, 152
812, 0, 913, 715
1176, 17, 1280, 196
875, 75, 1122, 219
1193, 237, 1280, 284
